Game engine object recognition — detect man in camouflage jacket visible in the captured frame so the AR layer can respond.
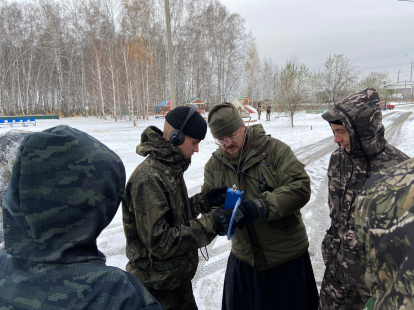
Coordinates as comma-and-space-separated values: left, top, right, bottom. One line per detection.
0, 125, 162, 310
355, 158, 414, 310
122, 106, 230, 310
319, 88, 410, 309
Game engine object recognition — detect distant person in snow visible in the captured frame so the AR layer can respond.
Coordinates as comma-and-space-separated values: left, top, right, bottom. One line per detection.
0, 125, 162, 310
0, 130, 31, 252
122, 105, 232, 310
319, 88, 410, 310
257, 103, 262, 119
202, 102, 319, 310
355, 158, 414, 310
266, 105, 271, 121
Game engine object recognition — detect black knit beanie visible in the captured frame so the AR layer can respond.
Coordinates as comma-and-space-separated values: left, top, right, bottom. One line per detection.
165, 106, 207, 140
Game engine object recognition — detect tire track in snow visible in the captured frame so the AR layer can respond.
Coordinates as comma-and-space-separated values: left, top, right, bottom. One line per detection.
384, 111, 412, 146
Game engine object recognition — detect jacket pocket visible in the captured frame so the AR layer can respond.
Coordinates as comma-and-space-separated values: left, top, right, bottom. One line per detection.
268, 213, 300, 232
152, 254, 197, 290
259, 164, 278, 190
132, 254, 197, 291
341, 240, 367, 292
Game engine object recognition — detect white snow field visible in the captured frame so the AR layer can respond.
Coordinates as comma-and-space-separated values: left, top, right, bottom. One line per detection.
1, 104, 414, 309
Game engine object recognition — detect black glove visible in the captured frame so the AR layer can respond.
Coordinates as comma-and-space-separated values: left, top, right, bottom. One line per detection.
205, 186, 228, 207
235, 199, 267, 230
212, 206, 233, 235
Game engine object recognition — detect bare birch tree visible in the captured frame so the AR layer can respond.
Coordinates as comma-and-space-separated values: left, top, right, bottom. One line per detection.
323, 54, 359, 106
245, 42, 261, 106
280, 58, 310, 127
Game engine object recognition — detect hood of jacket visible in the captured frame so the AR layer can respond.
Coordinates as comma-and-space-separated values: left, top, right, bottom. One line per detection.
3, 125, 125, 264
0, 130, 32, 251
322, 88, 385, 159
136, 126, 191, 174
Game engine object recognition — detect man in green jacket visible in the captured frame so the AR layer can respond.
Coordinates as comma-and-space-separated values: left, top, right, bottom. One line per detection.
123, 106, 233, 310
202, 102, 319, 310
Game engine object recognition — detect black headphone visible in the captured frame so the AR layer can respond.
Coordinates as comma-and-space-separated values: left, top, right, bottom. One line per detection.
169, 105, 198, 146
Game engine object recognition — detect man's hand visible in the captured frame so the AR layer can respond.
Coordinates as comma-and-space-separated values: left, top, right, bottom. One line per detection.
205, 186, 228, 207
212, 206, 233, 235
235, 199, 267, 230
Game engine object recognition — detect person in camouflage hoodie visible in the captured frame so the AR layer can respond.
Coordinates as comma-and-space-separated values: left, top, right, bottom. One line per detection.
122, 106, 231, 310
0, 125, 162, 310
0, 130, 31, 251
355, 158, 414, 310
319, 88, 410, 309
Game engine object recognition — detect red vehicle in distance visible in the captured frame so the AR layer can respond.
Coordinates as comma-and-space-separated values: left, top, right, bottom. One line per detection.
379, 101, 395, 110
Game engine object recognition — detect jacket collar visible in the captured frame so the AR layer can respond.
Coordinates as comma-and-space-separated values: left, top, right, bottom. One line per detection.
137, 126, 191, 175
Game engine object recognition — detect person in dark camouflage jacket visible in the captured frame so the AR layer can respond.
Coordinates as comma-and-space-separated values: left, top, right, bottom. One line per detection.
319, 88, 410, 309
0, 130, 31, 251
122, 107, 230, 310
0, 125, 162, 310
355, 158, 414, 310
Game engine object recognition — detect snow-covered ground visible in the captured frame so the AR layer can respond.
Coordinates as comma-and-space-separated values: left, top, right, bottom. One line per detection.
1, 104, 414, 309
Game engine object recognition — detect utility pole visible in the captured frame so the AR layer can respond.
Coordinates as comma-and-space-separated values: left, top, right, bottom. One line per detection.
406, 54, 413, 82
165, 0, 176, 109
406, 54, 413, 103
398, 69, 400, 83
405, 80, 408, 104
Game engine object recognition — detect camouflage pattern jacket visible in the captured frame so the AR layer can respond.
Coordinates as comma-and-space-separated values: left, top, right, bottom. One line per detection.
0, 126, 162, 310
122, 126, 217, 291
356, 159, 414, 310
202, 124, 311, 272
321, 89, 410, 294
0, 130, 31, 251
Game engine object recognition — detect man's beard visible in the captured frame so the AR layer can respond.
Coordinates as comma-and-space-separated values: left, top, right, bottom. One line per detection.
222, 148, 241, 160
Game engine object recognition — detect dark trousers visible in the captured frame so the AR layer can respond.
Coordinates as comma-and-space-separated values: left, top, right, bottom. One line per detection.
148, 282, 197, 310
222, 251, 319, 310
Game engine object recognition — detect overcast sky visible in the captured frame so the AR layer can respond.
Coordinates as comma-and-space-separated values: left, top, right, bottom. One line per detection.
220, 0, 414, 84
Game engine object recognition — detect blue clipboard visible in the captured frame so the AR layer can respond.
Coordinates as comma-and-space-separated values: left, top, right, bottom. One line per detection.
227, 197, 242, 240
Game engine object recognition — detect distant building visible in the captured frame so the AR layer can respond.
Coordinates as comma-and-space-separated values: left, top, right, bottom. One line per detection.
185, 98, 206, 114
238, 95, 251, 107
